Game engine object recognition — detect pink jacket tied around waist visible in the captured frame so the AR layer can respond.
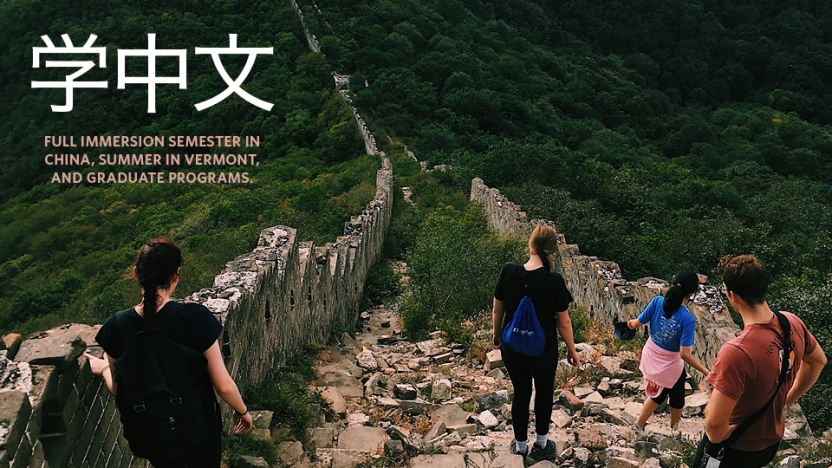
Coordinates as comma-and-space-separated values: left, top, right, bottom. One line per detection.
639, 337, 684, 390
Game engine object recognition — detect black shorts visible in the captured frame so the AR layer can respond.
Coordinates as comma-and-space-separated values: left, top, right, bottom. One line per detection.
650, 369, 686, 409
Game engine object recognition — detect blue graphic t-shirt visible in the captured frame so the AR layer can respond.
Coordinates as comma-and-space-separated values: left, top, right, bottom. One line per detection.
637, 296, 696, 352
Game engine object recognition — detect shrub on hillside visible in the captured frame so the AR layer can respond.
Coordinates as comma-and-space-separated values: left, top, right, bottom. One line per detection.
401, 204, 524, 340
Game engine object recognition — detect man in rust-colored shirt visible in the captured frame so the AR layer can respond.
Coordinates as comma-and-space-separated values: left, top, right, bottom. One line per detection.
694, 255, 826, 467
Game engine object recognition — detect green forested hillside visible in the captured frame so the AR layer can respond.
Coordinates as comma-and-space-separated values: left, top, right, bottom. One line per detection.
0, 0, 377, 335
298, 0, 832, 430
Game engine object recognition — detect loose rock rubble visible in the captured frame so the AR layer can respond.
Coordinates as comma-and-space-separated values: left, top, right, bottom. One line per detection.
257, 306, 832, 468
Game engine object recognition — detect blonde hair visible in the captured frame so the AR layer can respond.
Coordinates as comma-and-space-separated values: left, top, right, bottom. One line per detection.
529, 225, 558, 271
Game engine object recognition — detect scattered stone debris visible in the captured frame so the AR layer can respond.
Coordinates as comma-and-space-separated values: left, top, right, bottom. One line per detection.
193, 253, 829, 468
281, 303, 831, 468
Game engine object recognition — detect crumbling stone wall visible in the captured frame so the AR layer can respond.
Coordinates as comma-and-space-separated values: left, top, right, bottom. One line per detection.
0, 325, 151, 468
470, 177, 817, 451
187, 156, 392, 394
0, 158, 392, 468
289, 0, 321, 53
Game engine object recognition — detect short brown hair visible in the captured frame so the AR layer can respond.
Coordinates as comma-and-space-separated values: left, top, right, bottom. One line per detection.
717, 254, 768, 306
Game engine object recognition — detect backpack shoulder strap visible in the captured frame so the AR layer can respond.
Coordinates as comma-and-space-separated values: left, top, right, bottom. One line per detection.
115, 308, 140, 347
774, 311, 792, 384
144, 301, 184, 336
115, 302, 184, 351
141, 301, 183, 339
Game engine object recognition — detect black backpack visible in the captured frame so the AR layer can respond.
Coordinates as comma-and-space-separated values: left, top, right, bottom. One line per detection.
113, 303, 217, 460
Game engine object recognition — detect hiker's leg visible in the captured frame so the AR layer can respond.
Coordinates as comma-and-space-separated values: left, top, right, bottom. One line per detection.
637, 397, 660, 429
670, 407, 683, 429
186, 402, 223, 467
668, 370, 687, 428
531, 367, 556, 438
507, 366, 533, 442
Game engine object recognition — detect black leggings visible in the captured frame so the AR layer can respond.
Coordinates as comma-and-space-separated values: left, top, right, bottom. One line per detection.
651, 369, 686, 409
506, 365, 556, 441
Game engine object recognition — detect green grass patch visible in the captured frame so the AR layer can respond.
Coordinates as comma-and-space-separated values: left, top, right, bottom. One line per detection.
222, 433, 278, 465
245, 344, 330, 443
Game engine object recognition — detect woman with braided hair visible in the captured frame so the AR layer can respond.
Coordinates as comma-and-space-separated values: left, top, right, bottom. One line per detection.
627, 269, 710, 430
85, 239, 252, 467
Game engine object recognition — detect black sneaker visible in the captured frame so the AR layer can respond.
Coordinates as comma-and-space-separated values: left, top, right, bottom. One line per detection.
510, 439, 528, 459
528, 440, 556, 462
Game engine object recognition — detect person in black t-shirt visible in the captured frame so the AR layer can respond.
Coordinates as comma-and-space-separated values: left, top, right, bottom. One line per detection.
492, 225, 581, 463
85, 239, 252, 468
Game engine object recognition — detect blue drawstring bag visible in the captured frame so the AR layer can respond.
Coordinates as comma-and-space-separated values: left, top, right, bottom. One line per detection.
502, 295, 546, 356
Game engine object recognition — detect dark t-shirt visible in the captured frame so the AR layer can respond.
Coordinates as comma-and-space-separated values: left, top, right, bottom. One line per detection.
95, 301, 223, 359
494, 263, 573, 368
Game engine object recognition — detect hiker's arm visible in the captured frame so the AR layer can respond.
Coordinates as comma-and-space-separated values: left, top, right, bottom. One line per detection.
556, 310, 581, 366
84, 352, 117, 395
680, 345, 710, 376
204, 340, 252, 434
704, 389, 738, 443
786, 342, 827, 407
491, 298, 503, 347
105, 354, 116, 394
627, 318, 643, 329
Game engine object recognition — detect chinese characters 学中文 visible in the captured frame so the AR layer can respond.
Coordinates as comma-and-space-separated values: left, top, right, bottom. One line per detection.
31, 33, 274, 113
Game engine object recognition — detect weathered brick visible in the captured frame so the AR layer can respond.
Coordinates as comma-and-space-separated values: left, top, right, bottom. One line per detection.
85, 401, 116, 468
126, 457, 147, 468
60, 391, 81, 430
24, 417, 41, 446
113, 426, 126, 456
94, 455, 105, 468
0, 392, 32, 460
114, 433, 128, 462
104, 445, 121, 468
27, 439, 44, 468
51, 361, 80, 413
82, 381, 102, 409
38, 438, 62, 468
27, 366, 58, 434
40, 388, 85, 439
41, 404, 85, 468
97, 416, 121, 468
2, 335, 23, 360
57, 399, 90, 462
74, 360, 93, 401
38, 414, 66, 439
69, 396, 104, 468
9, 432, 31, 468
116, 446, 131, 468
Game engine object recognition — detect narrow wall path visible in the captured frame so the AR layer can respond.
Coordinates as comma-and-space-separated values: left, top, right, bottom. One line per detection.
267, 262, 738, 468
